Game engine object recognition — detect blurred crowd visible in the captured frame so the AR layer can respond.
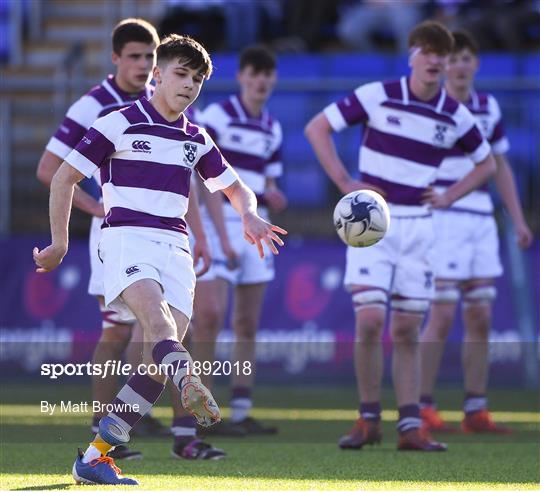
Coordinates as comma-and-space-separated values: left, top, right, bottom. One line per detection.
157, 0, 540, 53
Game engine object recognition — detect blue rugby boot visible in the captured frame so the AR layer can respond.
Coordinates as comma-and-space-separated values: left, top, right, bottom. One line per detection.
72, 449, 138, 485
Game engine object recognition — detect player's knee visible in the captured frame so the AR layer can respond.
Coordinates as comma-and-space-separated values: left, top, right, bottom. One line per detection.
428, 308, 456, 340
195, 304, 222, 334
233, 313, 258, 341
391, 322, 420, 344
355, 311, 385, 343
464, 306, 491, 341
148, 318, 176, 341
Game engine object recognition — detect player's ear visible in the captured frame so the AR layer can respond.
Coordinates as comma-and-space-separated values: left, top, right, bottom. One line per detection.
153, 64, 161, 84
111, 50, 120, 67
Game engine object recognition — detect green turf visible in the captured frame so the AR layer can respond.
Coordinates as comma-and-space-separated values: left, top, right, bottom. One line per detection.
1, 384, 539, 490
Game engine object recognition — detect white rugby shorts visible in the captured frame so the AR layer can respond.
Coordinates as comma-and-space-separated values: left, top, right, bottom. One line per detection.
98, 227, 196, 321
432, 210, 503, 280
207, 206, 274, 285
344, 215, 436, 300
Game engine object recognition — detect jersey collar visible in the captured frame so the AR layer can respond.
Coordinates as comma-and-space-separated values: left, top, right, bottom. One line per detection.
138, 96, 187, 130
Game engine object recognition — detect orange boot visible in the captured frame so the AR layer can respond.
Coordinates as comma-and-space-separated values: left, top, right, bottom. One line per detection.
338, 419, 382, 449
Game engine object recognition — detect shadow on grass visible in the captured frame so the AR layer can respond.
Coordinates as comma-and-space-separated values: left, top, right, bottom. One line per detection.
11, 484, 73, 490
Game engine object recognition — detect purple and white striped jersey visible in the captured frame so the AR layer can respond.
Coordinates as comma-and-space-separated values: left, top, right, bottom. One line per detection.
198, 94, 283, 216
65, 97, 238, 246
46, 75, 154, 187
324, 76, 491, 217
434, 91, 509, 215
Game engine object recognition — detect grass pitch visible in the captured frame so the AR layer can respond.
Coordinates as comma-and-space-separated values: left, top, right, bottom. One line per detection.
1, 384, 539, 490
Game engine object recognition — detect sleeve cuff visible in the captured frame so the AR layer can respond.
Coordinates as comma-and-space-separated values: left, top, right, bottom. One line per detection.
46, 137, 74, 160
470, 141, 491, 164
65, 149, 99, 178
323, 104, 347, 132
204, 166, 239, 193
490, 137, 510, 156
265, 162, 283, 178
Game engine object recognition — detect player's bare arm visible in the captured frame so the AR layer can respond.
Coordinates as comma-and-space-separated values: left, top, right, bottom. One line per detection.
184, 184, 211, 276
37, 149, 104, 218
304, 112, 385, 197
492, 153, 533, 248
221, 179, 287, 258
264, 177, 288, 213
33, 162, 86, 273
424, 153, 497, 208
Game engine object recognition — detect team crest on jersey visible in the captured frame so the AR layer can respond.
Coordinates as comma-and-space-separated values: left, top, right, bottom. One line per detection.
183, 142, 198, 165
433, 124, 448, 145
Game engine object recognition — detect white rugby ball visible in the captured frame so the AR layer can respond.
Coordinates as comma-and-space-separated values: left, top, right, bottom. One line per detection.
333, 190, 390, 247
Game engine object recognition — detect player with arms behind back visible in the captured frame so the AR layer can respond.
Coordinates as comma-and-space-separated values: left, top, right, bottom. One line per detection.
34, 34, 286, 486
419, 30, 533, 434
305, 20, 496, 451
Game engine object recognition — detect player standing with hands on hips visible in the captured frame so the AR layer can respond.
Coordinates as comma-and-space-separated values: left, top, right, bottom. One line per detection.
305, 20, 496, 451
33, 34, 286, 486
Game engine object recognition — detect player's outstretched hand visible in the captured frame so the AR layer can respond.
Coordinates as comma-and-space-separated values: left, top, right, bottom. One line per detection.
192, 239, 211, 277
422, 187, 451, 209
242, 212, 287, 258
33, 244, 67, 273
515, 221, 533, 249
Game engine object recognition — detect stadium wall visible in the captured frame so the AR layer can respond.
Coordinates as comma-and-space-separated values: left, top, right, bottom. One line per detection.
1, 236, 538, 386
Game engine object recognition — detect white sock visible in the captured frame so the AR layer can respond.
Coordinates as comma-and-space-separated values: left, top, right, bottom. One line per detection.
82, 445, 103, 464
230, 397, 252, 423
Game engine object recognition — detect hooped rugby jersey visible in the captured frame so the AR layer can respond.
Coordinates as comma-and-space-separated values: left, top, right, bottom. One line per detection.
46, 75, 154, 188
198, 94, 283, 218
324, 76, 491, 217
434, 90, 509, 215
65, 97, 238, 245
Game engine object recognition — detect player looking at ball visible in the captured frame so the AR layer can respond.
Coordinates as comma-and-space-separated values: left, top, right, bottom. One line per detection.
33, 34, 286, 485
305, 20, 496, 451
419, 30, 533, 434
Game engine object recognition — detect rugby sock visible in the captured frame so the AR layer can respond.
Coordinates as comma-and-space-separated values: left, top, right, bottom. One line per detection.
463, 392, 487, 415
171, 416, 197, 445
397, 404, 422, 434
420, 394, 436, 409
85, 373, 165, 461
230, 386, 252, 423
360, 401, 381, 422
152, 338, 194, 388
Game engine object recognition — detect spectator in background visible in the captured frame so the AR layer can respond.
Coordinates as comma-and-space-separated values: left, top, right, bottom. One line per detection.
274, 0, 339, 52
337, 0, 425, 52
159, 0, 281, 52
159, 0, 225, 51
